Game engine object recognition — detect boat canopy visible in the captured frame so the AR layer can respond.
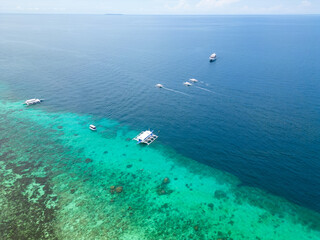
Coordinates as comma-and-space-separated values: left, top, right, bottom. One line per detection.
133, 130, 158, 145
25, 99, 41, 106
137, 130, 153, 141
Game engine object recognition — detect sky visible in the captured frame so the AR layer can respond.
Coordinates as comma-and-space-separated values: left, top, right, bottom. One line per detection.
0, 0, 319, 15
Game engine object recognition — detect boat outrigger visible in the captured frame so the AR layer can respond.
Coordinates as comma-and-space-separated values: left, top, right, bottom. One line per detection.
24, 99, 42, 106
133, 130, 158, 145
89, 125, 97, 131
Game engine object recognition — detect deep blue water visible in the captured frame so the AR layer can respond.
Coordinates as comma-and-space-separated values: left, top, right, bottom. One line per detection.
0, 14, 320, 212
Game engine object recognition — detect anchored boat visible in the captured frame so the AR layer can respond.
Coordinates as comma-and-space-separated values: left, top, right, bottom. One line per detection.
209, 53, 217, 62
89, 125, 97, 131
24, 99, 42, 106
133, 130, 158, 145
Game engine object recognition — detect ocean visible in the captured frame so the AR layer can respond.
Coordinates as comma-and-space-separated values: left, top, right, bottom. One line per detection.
0, 14, 320, 239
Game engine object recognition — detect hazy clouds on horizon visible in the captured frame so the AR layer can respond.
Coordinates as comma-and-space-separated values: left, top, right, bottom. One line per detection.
0, 0, 319, 15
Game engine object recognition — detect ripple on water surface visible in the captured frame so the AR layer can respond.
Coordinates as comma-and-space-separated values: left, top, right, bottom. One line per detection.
0, 100, 320, 239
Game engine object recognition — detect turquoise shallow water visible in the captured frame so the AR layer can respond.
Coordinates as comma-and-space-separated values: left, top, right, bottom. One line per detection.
0, 14, 319, 212
1, 82, 320, 239
1, 14, 320, 239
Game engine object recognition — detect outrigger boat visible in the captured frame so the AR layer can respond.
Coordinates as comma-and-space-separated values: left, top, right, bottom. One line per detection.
156, 84, 164, 88
133, 130, 158, 145
183, 82, 192, 86
189, 78, 198, 83
24, 98, 42, 106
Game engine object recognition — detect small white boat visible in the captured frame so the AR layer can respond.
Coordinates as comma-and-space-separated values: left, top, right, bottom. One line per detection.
183, 82, 192, 86
189, 78, 198, 83
209, 53, 217, 62
156, 84, 164, 88
89, 125, 97, 131
24, 98, 42, 106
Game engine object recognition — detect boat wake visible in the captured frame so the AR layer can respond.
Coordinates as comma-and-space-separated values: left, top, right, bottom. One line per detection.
194, 86, 217, 94
162, 87, 190, 96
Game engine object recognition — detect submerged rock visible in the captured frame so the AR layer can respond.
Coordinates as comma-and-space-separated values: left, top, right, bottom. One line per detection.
126, 164, 133, 168
214, 190, 228, 200
85, 158, 93, 163
70, 189, 75, 194
228, 220, 234, 226
157, 188, 166, 195
156, 178, 174, 195
156, 187, 173, 196
163, 177, 170, 184
208, 203, 214, 210
161, 203, 169, 208
57, 126, 63, 129
115, 186, 123, 193
110, 186, 115, 194
194, 225, 199, 231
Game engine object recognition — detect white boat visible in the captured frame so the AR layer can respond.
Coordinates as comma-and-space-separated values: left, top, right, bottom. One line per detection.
133, 130, 158, 145
24, 98, 42, 106
89, 125, 97, 131
183, 82, 192, 86
189, 78, 198, 83
156, 84, 164, 88
209, 53, 217, 62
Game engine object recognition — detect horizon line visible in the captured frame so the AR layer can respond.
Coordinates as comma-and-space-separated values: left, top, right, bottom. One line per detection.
1, 12, 320, 16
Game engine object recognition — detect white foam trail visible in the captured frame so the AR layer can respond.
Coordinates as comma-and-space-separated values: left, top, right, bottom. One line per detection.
195, 86, 217, 94
162, 87, 190, 96
199, 81, 209, 86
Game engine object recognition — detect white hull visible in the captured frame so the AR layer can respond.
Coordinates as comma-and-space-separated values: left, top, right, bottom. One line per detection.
89, 125, 97, 131
24, 98, 42, 106
209, 53, 217, 62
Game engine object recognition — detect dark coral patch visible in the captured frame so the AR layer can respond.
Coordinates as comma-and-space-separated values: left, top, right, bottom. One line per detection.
214, 190, 228, 200
208, 203, 214, 210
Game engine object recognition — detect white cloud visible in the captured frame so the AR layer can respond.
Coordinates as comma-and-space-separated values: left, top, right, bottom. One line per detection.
165, 0, 191, 11
239, 1, 314, 14
196, 0, 240, 9
240, 4, 284, 14
300, 0, 311, 7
